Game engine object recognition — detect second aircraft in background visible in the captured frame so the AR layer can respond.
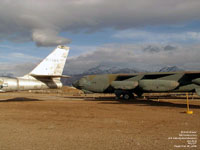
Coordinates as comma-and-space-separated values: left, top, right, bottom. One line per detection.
73, 72, 200, 100
0, 45, 69, 93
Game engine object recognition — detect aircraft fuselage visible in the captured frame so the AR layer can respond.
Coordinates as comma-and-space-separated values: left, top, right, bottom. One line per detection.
0, 76, 62, 92
73, 72, 200, 100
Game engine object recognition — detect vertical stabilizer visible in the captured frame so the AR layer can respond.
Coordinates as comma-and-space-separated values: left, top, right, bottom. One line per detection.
29, 45, 69, 76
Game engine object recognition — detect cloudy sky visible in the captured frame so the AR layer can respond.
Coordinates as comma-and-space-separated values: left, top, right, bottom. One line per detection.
0, 0, 200, 76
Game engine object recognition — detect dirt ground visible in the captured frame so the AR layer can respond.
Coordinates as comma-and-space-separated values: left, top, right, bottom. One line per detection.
0, 88, 199, 150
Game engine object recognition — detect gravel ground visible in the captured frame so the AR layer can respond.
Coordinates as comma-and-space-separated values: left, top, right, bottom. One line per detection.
0, 92, 199, 150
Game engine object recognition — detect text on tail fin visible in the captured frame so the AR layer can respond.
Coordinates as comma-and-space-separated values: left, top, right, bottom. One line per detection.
29, 45, 69, 76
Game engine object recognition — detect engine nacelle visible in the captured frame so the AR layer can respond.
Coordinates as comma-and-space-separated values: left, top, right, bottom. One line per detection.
111, 81, 138, 90
195, 88, 200, 96
0, 77, 61, 92
139, 80, 179, 92
192, 78, 200, 85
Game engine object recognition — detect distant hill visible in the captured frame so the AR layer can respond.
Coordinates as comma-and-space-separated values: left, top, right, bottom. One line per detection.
159, 66, 184, 72
84, 64, 139, 74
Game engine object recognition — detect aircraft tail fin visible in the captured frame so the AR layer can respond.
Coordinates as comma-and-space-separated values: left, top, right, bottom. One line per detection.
28, 45, 69, 78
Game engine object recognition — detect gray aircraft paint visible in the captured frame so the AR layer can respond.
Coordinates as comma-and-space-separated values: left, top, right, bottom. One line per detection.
0, 45, 69, 92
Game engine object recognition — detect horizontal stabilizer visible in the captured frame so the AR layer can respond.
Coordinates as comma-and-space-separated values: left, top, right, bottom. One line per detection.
30, 74, 70, 78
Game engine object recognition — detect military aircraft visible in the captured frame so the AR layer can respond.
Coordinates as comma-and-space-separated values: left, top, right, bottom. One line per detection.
0, 45, 69, 92
73, 72, 200, 100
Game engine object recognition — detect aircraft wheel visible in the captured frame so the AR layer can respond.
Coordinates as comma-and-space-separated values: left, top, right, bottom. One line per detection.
114, 90, 123, 99
123, 92, 133, 100
115, 94, 121, 99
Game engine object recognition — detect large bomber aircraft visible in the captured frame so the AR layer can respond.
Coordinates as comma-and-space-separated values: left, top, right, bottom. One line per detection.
73, 72, 200, 100
0, 45, 69, 92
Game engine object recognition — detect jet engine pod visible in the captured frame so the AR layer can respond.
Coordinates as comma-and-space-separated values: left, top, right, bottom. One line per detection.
192, 78, 200, 85
139, 79, 179, 92
195, 88, 200, 96
111, 81, 138, 90
82, 89, 94, 94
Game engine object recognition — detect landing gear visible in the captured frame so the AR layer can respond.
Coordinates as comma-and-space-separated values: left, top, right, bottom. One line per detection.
114, 90, 134, 100
114, 90, 122, 99
122, 92, 134, 100
134, 90, 143, 98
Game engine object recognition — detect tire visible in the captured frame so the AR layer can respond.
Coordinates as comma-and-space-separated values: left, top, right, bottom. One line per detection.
115, 93, 121, 99
123, 92, 134, 100
114, 90, 123, 99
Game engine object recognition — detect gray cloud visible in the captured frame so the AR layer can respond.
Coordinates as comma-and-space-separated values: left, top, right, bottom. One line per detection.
113, 30, 200, 42
1, 43, 200, 76
64, 43, 200, 74
0, 62, 36, 77
32, 29, 71, 47
0, 51, 41, 76
143, 45, 177, 53
143, 45, 160, 53
164, 45, 177, 51
0, 0, 200, 46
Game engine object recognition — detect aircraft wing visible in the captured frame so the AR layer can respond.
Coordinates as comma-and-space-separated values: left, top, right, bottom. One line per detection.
110, 71, 200, 95
73, 71, 200, 99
